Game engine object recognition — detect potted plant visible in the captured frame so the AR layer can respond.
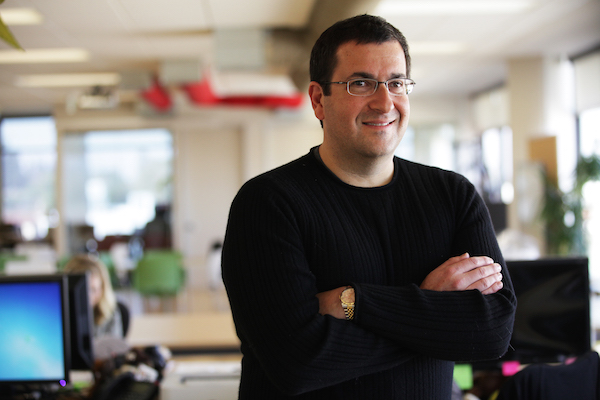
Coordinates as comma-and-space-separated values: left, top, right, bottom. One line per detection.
0, 0, 23, 50
541, 154, 600, 255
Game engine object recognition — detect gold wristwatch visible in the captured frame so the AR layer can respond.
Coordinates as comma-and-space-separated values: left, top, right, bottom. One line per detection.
340, 286, 355, 320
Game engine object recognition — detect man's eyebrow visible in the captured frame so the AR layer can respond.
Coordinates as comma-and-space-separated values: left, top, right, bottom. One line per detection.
347, 72, 407, 80
348, 72, 376, 80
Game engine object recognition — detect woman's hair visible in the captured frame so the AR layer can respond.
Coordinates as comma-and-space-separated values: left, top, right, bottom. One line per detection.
309, 14, 411, 95
64, 254, 116, 326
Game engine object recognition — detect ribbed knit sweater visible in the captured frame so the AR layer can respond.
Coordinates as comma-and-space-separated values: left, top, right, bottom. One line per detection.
222, 148, 517, 399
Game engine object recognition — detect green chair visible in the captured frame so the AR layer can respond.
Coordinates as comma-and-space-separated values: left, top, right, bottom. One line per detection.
56, 254, 72, 271
0, 252, 28, 274
132, 250, 186, 312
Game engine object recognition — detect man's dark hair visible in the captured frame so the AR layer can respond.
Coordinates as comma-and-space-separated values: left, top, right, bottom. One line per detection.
310, 14, 411, 96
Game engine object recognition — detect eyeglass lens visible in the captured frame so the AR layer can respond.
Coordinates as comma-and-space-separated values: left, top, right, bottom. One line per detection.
348, 78, 413, 96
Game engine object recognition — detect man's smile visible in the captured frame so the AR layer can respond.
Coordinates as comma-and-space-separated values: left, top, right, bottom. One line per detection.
363, 120, 396, 127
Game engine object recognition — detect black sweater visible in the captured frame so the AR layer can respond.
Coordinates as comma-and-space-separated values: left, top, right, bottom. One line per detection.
222, 149, 516, 399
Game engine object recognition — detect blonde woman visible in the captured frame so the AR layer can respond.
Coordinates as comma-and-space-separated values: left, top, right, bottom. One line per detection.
64, 254, 124, 339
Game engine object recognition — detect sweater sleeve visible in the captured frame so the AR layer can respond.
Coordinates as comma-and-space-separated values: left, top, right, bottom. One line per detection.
353, 176, 517, 362
222, 179, 414, 396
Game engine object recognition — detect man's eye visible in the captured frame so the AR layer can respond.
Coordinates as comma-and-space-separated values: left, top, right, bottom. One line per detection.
350, 80, 369, 87
389, 80, 405, 89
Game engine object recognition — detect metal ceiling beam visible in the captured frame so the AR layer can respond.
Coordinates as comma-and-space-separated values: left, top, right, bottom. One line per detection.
283, 0, 381, 91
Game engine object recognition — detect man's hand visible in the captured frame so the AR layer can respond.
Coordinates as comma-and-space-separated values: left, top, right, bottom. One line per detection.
316, 287, 347, 319
420, 253, 503, 295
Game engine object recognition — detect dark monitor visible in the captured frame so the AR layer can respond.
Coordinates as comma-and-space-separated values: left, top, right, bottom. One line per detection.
0, 274, 70, 387
502, 257, 591, 364
65, 272, 95, 370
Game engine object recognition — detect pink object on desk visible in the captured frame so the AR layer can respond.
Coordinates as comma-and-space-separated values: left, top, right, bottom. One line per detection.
502, 360, 521, 376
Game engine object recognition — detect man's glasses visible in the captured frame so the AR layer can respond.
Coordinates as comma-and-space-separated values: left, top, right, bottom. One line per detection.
323, 78, 415, 96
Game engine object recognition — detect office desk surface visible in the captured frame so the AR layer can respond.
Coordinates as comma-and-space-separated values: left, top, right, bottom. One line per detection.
128, 312, 240, 352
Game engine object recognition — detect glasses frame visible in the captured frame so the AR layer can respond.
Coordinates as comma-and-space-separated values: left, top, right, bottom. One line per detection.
323, 77, 415, 96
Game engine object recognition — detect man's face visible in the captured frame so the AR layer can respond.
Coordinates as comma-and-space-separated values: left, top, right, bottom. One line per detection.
310, 40, 410, 161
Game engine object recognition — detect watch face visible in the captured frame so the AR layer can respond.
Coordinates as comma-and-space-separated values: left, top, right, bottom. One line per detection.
341, 287, 355, 304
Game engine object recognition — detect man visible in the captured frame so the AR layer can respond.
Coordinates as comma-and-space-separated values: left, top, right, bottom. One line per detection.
222, 14, 516, 399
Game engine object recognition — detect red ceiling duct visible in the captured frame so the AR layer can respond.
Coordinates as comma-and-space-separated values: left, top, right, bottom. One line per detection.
141, 78, 172, 112
183, 75, 303, 109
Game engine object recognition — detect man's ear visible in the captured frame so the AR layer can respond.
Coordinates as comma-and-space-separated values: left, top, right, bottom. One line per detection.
308, 81, 325, 122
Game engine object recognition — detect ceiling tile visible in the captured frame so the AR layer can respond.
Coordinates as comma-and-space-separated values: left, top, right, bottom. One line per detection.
208, 0, 316, 28
115, 0, 211, 31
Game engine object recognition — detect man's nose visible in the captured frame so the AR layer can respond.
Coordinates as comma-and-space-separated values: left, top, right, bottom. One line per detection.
368, 83, 395, 113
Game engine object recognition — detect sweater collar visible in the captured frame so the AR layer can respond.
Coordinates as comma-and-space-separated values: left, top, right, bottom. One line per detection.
310, 146, 399, 189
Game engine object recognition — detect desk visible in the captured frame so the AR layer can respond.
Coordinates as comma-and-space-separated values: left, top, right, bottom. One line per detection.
128, 312, 240, 353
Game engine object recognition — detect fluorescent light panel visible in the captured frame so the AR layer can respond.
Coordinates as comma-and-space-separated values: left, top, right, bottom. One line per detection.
0, 48, 90, 64
16, 73, 121, 88
0, 8, 44, 25
376, 0, 533, 15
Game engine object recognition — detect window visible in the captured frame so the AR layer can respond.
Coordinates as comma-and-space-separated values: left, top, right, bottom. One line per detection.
574, 49, 600, 281
61, 128, 173, 253
481, 126, 514, 205
0, 116, 57, 241
579, 107, 600, 281
395, 124, 456, 171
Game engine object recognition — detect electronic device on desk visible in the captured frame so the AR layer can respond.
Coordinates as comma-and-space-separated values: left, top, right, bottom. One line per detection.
0, 274, 71, 394
472, 257, 591, 371
66, 272, 95, 371
91, 371, 158, 400
160, 361, 241, 400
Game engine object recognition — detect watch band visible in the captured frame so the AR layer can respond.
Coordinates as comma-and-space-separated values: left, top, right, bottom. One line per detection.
340, 286, 355, 321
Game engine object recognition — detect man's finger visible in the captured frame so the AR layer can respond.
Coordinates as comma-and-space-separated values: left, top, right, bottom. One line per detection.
480, 280, 504, 295
465, 256, 495, 271
467, 271, 503, 292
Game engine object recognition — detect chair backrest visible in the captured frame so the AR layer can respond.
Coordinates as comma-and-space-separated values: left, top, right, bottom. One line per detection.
132, 250, 185, 296
495, 351, 600, 400
117, 301, 130, 337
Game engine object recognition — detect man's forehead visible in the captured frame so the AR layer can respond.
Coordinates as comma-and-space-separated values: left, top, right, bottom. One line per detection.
333, 40, 407, 76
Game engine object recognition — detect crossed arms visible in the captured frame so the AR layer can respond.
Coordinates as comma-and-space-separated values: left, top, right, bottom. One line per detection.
318, 252, 504, 319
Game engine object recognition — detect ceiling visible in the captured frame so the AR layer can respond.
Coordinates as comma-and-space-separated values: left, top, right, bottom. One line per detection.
0, 0, 599, 115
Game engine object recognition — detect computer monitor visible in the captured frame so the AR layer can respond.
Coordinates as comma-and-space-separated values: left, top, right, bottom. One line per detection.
65, 272, 95, 370
502, 257, 591, 365
0, 274, 70, 387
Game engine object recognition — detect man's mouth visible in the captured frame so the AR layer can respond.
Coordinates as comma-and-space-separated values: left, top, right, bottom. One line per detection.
363, 120, 395, 127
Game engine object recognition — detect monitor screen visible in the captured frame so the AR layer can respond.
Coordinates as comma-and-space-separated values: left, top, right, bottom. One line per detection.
65, 272, 95, 370
503, 257, 591, 364
0, 274, 70, 386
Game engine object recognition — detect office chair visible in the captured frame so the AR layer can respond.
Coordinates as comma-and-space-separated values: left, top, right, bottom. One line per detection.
117, 301, 130, 337
495, 351, 600, 400
132, 250, 186, 312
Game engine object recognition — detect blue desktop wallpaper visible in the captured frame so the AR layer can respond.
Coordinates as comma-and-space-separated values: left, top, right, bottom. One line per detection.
0, 281, 66, 381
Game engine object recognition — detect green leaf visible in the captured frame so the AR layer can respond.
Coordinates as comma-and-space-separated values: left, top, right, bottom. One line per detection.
0, 2, 25, 50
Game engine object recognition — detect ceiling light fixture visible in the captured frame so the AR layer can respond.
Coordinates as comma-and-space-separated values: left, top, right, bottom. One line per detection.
0, 8, 44, 25
15, 73, 121, 88
77, 86, 119, 110
375, 0, 533, 15
0, 48, 90, 64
